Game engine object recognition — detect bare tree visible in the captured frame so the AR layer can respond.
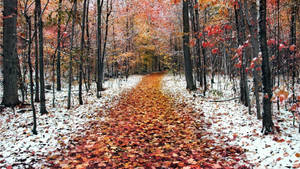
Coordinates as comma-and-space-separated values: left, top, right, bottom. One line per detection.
2, 0, 20, 107
258, 0, 274, 134
182, 0, 196, 90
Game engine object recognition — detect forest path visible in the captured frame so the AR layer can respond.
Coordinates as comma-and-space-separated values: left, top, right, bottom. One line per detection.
47, 73, 247, 168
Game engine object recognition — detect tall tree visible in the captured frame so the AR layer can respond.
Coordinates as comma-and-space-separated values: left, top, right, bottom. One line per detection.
290, 0, 297, 104
2, 0, 20, 107
79, 0, 87, 105
258, 0, 274, 134
194, 0, 203, 87
244, 0, 262, 119
67, 0, 77, 109
182, 0, 196, 90
36, 0, 47, 115
24, 13, 37, 135
34, 8, 39, 102
56, 0, 63, 91
96, 0, 104, 98
102, 0, 112, 76
85, 0, 91, 90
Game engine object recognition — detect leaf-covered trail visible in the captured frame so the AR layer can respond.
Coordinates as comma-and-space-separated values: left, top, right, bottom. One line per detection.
47, 73, 248, 168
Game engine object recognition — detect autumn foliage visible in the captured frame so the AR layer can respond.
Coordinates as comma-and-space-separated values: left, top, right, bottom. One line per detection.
46, 73, 249, 168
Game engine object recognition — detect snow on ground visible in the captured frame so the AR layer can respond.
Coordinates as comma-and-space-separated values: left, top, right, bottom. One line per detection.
162, 74, 300, 169
0, 75, 142, 169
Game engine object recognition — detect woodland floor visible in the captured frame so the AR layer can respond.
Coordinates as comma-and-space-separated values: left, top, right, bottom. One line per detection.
45, 73, 249, 169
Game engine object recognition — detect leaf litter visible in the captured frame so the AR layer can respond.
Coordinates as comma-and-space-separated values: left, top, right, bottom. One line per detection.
46, 73, 250, 168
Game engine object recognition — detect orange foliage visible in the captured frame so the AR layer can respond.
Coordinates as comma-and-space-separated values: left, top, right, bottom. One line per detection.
46, 74, 248, 168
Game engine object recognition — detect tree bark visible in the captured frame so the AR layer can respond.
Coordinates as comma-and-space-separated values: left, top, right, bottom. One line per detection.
79, 0, 87, 105
34, 8, 40, 102
67, 0, 77, 109
25, 15, 37, 135
182, 0, 196, 90
258, 0, 274, 134
101, 0, 112, 82
97, 0, 104, 98
202, 9, 207, 95
235, 2, 251, 114
86, 0, 91, 90
244, 0, 262, 119
194, 0, 203, 87
36, 0, 48, 115
2, 0, 20, 107
290, 0, 297, 104
56, 0, 62, 91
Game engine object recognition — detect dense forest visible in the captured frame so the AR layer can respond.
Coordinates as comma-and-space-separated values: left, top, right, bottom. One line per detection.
0, 0, 299, 168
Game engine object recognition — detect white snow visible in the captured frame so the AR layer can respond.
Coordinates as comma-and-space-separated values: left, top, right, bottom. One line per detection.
162, 74, 300, 169
0, 75, 142, 169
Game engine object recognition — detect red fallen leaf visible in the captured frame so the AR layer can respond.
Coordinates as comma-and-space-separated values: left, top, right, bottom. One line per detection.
293, 163, 300, 168
296, 153, 300, 158
273, 136, 284, 143
187, 158, 197, 165
233, 133, 238, 140
290, 104, 297, 111
276, 157, 282, 161
6, 166, 12, 169
212, 164, 222, 169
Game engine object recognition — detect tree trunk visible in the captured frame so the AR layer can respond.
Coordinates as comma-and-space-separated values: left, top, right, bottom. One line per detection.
244, 0, 262, 119
36, 0, 47, 115
2, 0, 20, 107
25, 15, 37, 135
97, 0, 104, 98
235, 2, 251, 114
34, 9, 40, 102
258, 0, 274, 134
101, 0, 112, 83
56, 0, 62, 91
79, 0, 87, 105
194, 0, 203, 87
86, 0, 91, 90
290, 0, 297, 104
202, 9, 208, 95
67, 0, 77, 109
182, 0, 196, 90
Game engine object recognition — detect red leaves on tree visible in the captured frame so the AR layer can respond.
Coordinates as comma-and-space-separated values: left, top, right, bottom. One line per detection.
289, 44, 296, 52
202, 41, 210, 48
212, 48, 219, 54
267, 39, 276, 46
279, 43, 286, 51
